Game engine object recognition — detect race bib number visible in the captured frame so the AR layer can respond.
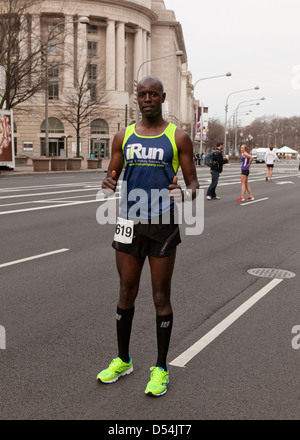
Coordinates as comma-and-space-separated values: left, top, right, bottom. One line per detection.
114, 217, 134, 244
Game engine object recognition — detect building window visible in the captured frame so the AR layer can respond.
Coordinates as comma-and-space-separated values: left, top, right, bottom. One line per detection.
88, 24, 98, 34
87, 41, 97, 57
48, 63, 59, 100
48, 24, 60, 36
41, 118, 65, 133
91, 119, 109, 135
11, 40, 19, 55
48, 38, 59, 55
88, 64, 97, 100
41, 117, 64, 133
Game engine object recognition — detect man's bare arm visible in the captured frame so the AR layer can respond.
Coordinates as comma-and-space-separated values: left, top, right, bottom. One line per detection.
102, 129, 125, 193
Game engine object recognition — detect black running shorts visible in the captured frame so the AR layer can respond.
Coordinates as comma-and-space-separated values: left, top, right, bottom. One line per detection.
112, 210, 181, 258
241, 169, 250, 176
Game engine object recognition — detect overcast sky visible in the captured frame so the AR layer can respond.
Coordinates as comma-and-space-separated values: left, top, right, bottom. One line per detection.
164, 0, 300, 124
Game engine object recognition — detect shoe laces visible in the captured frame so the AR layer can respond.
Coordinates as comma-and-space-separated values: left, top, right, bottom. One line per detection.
150, 367, 166, 384
107, 357, 122, 371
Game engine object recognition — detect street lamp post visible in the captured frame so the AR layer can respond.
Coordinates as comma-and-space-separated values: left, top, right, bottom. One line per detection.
268, 130, 278, 147
233, 98, 265, 153
44, 16, 89, 157
134, 50, 183, 121
258, 134, 265, 148
224, 86, 259, 155
191, 72, 231, 152
116, 114, 121, 131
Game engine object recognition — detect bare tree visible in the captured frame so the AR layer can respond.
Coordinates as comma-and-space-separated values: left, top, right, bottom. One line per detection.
57, 60, 108, 157
0, 0, 72, 113
242, 116, 300, 150
0, 0, 44, 109
206, 117, 224, 150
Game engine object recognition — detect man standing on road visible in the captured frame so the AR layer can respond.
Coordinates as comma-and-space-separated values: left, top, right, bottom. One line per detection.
206, 142, 228, 200
97, 76, 199, 397
264, 146, 279, 181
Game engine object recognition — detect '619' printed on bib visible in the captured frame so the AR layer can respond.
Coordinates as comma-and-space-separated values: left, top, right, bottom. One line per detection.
114, 217, 134, 244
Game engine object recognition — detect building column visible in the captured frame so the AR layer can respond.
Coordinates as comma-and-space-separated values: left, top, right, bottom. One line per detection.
116, 22, 125, 91
134, 27, 143, 81
31, 14, 41, 62
64, 16, 75, 89
142, 30, 147, 78
106, 20, 116, 90
147, 34, 151, 76
77, 18, 88, 82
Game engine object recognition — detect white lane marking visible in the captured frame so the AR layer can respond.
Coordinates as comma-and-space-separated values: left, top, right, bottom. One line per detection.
0, 197, 120, 215
0, 249, 70, 268
240, 197, 269, 205
0, 181, 100, 193
33, 199, 81, 204
0, 187, 101, 200
0, 194, 96, 208
276, 181, 295, 185
170, 278, 283, 368
198, 173, 299, 188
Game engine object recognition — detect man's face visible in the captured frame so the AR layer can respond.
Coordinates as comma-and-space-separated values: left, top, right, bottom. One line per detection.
137, 79, 166, 117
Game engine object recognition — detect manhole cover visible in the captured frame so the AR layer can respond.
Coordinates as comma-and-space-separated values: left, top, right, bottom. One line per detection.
247, 268, 296, 279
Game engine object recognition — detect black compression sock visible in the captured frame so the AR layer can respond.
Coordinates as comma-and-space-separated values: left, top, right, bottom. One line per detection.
156, 313, 173, 371
116, 306, 134, 364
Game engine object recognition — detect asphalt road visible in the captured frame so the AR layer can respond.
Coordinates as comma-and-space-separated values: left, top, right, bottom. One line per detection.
0, 161, 299, 422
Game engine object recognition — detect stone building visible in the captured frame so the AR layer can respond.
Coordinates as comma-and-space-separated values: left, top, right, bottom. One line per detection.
3, 0, 194, 158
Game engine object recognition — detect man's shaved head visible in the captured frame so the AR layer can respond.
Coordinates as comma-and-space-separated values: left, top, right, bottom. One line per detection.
137, 76, 164, 93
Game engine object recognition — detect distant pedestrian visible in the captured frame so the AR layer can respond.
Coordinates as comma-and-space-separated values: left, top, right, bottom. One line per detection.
264, 146, 279, 181
206, 142, 228, 200
236, 145, 254, 201
200, 152, 205, 166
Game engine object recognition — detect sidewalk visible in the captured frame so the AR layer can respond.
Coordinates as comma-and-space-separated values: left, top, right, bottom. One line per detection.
0, 159, 110, 177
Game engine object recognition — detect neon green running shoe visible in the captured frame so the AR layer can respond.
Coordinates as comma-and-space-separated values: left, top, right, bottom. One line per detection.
97, 356, 133, 383
145, 366, 169, 396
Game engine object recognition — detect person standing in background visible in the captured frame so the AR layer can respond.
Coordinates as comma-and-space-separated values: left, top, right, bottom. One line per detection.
236, 144, 254, 201
264, 146, 279, 181
206, 142, 228, 200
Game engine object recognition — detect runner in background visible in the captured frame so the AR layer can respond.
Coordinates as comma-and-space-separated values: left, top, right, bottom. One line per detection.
264, 146, 280, 181
236, 144, 254, 201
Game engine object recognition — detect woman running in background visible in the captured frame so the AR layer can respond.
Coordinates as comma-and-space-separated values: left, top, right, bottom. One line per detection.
236, 144, 254, 201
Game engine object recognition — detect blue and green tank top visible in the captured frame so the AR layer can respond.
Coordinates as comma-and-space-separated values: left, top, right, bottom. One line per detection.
120, 123, 179, 219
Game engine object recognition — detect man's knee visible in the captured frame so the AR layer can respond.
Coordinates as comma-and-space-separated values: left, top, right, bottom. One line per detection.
153, 290, 171, 311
